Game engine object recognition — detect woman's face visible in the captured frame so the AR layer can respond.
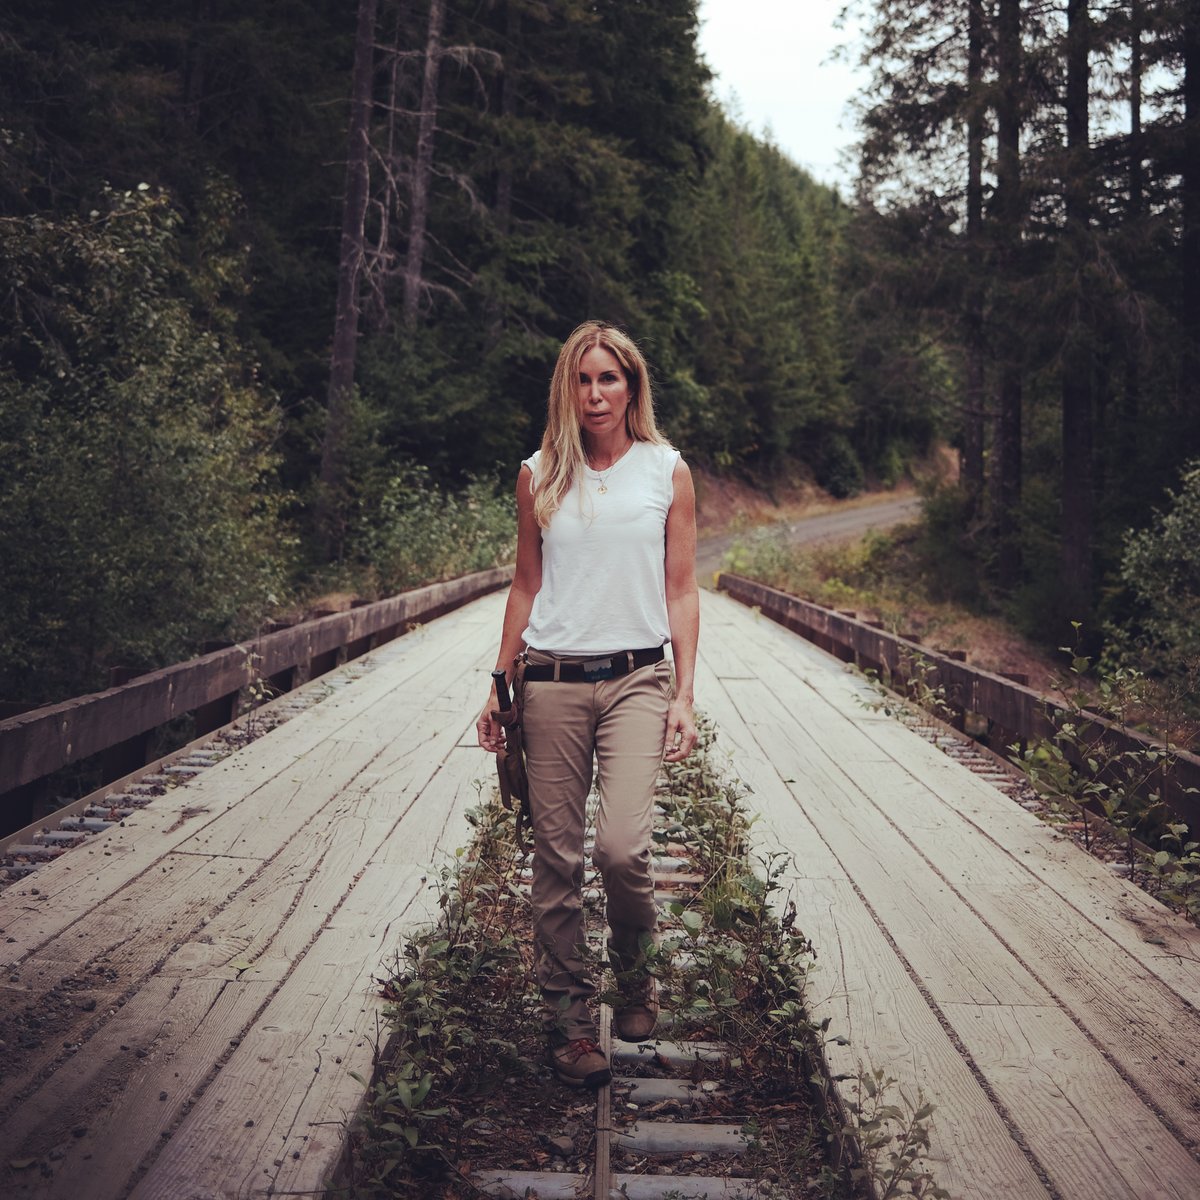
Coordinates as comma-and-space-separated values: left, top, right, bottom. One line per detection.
576, 344, 631, 440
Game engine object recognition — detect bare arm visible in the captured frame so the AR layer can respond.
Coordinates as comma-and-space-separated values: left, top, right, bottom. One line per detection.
477, 465, 542, 752
663, 457, 699, 763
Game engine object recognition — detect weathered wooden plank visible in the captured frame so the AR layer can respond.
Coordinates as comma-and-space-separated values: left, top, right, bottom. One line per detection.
0, 852, 263, 1114
725, 648, 894, 764
712, 590, 1200, 992
719, 628, 1200, 1149
944, 1002, 1200, 1199
699, 637, 1049, 1199
2, 602, 494, 976
718, 575, 1200, 825
775, 873, 1052, 1200
724, 677, 1048, 1008
694, 601, 759, 681
0, 806, 189, 961
0, 735, 374, 965
0, 616, 498, 1165
712, 600, 1200, 1175
701, 595, 884, 722
695, 653, 847, 884
129, 867, 432, 1200
0, 596, 493, 1198
858, 716, 1200, 997
2, 714, 477, 1195
261, 606, 497, 751
369, 744, 493, 869
839, 758, 1200, 1149
703, 591, 894, 721
296, 595, 499, 714
0, 975, 275, 1200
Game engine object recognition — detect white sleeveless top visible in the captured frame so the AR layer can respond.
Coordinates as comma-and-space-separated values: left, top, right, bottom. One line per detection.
521, 441, 680, 654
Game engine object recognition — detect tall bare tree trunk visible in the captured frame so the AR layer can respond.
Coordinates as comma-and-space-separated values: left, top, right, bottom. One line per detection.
319, 0, 378, 559
1181, 0, 1200, 455
994, 0, 1023, 588
963, 0, 987, 519
486, 0, 520, 346
402, 0, 446, 328
362, 8, 404, 330
1123, 0, 1144, 444
1060, 0, 1093, 620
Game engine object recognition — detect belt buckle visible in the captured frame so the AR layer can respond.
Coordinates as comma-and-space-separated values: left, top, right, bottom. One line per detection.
582, 657, 614, 681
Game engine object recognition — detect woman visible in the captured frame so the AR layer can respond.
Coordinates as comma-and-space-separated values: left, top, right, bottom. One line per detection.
477, 320, 699, 1089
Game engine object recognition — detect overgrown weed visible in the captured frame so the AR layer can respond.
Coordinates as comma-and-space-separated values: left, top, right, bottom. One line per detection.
1011, 631, 1200, 920
342, 793, 539, 1197
839, 1070, 950, 1200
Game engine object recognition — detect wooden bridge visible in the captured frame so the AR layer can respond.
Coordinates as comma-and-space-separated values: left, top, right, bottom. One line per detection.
1, 585, 1199, 1199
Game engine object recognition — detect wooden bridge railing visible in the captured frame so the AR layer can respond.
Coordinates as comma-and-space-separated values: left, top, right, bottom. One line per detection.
717, 572, 1200, 829
0, 567, 513, 831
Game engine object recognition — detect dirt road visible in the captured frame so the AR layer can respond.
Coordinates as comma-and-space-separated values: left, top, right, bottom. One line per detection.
695, 492, 922, 586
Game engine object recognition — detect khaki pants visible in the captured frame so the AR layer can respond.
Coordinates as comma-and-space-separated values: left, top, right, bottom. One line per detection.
522, 648, 672, 1040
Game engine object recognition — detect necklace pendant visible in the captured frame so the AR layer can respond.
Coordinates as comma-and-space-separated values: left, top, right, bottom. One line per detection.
597, 483, 608, 495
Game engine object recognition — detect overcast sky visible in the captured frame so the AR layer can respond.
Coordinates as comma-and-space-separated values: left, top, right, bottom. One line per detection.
696, 0, 868, 191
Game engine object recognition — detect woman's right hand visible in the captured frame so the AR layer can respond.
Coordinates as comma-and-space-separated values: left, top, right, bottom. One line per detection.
477, 698, 503, 753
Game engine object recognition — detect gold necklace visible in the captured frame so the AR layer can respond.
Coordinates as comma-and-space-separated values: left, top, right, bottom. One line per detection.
589, 441, 632, 494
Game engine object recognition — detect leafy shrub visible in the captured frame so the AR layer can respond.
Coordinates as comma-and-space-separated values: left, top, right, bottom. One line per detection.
914, 481, 984, 606
1106, 461, 1200, 684
724, 524, 903, 621
355, 466, 516, 593
877, 440, 908, 488
815, 431, 865, 498
0, 182, 290, 704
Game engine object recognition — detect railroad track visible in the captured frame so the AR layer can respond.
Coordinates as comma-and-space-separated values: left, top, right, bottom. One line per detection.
458, 786, 830, 1200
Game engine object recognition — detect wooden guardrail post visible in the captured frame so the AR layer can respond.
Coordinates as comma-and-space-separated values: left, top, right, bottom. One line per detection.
193, 642, 241, 735
101, 667, 155, 780
308, 611, 343, 680
345, 599, 373, 662
264, 621, 298, 696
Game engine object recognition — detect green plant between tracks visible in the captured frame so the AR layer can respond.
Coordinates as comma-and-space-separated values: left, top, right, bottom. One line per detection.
342, 792, 541, 1198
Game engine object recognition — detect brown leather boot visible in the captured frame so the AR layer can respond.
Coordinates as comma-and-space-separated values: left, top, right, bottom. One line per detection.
548, 1036, 611, 1088
612, 971, 659, 1043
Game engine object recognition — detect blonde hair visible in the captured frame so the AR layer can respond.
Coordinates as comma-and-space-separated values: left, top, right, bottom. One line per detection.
532, 321, 669, 528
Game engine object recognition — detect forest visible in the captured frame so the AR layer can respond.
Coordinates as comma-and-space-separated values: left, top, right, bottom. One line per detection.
1, 0, 1198, 707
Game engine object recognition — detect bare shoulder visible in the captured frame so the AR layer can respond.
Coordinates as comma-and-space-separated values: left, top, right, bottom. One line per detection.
670, 456, 694, 501
516, 462, 535, 503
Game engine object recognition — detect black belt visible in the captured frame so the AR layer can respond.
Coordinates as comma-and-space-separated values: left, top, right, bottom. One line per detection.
523, 646, 665, 683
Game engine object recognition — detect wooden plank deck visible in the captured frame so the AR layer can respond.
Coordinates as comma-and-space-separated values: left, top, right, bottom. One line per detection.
0, 599, 501, 1200
699, 590, 1200, 1200
0, 588, 1198, 1199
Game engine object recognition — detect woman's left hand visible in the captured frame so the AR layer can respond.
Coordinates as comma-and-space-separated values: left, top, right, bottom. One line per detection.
663, 697, 698, 762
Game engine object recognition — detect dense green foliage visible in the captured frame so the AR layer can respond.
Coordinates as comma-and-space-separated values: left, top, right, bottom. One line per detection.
0, 184, 289, 701
2, 1, 937, 706
1106, 461, 1200, 685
